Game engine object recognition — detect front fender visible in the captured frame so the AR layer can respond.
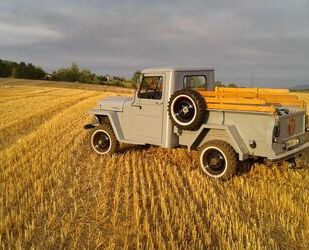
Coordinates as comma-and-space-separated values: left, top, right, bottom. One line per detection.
86, 109, 124, 141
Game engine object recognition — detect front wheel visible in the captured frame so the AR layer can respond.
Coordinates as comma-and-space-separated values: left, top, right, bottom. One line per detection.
199, 140, 238, 180
90, 124, 119, 155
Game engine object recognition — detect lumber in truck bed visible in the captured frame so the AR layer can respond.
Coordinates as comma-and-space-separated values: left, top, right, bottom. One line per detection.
198, 87, 306, 113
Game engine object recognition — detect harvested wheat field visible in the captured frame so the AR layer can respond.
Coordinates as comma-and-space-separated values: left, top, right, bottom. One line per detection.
0, 78, 309, 249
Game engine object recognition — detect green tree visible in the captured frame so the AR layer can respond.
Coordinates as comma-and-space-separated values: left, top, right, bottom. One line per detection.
11, 61, 46, 80
0, 59, 12, 77
65, 63, 79, 82
53, 63, 80, 82
33, 66, 46, 79
52, 63, 106, 84
131, 71, 141, 88
214, 81, 225, 88
227, 83, 238, 88
79, 68, 92, 83
0, 59, 45, 79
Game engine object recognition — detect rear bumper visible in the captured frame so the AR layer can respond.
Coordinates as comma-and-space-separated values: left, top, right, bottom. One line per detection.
267, 141, 309, 162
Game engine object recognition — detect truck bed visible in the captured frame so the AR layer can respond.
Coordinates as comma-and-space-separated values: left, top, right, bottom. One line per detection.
198, 87, 306, 113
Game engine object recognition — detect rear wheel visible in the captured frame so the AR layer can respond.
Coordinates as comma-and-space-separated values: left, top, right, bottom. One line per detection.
199, 140, 238, 180
90, 124, 119, 155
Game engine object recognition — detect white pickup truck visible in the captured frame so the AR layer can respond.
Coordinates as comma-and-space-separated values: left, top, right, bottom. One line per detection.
85, 67, 309, 180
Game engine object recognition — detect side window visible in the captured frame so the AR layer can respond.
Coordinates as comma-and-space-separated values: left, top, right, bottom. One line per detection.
138, 76, 163, 100
183, 75, 208, 90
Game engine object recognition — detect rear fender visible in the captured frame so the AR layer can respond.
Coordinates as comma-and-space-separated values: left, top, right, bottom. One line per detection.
189, 125, 249, 161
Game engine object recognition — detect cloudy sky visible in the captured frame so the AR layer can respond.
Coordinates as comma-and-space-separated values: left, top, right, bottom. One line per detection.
0, 0, 308, 87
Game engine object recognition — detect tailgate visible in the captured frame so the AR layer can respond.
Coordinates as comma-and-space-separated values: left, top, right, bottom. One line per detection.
276, 109, 306, 141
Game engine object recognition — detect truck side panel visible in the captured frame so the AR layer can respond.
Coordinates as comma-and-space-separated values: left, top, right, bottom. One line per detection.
177, 109, 279, 159
178, 125, 250, 160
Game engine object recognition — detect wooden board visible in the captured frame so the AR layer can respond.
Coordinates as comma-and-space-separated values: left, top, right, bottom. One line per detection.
265, 99, 306, 108
198, 87, 306, 113
214, 87, 289, 94
206, 103, 276, 113
205, 97, 266, 105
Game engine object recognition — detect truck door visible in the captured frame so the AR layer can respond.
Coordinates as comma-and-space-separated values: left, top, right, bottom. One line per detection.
124, 74, 165, 145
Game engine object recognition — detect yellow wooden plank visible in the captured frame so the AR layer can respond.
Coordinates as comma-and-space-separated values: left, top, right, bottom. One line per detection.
265, 100, 306, 108
221, 92, 257, 98
215, 87, 289, 94
198, 88, 306, 110
258, 94, 299, 101
205, 97, 266, 105
257, 88, 289, 94
199, 90, 299, 101
199, 91, 257, 98
206, 103, 276, 113
198, 90, 217, 97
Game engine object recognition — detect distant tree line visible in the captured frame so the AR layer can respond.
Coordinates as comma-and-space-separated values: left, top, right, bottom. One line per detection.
214, 81, 238, 88
51, 63, 130, 87
1, 58, 240, 89
52, 63, 105, 83
0, 59, 46, 80
0, 59, 131, 87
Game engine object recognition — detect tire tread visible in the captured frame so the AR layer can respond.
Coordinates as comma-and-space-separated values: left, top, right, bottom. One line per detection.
91, 123, 119, 155
199, 140, 238, 180
168, 89, 206, 130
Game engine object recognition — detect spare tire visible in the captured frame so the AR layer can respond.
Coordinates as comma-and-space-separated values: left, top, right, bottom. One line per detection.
168, 89, 206, 130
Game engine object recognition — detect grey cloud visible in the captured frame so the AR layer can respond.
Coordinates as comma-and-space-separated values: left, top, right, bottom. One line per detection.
0, 0, 308, 87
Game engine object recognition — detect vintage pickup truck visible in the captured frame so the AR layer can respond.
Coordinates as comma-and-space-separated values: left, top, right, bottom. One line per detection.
84, 67, 309, 180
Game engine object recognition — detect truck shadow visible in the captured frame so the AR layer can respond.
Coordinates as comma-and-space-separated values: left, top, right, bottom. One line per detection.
118, 144, 151, 154
237, 156, 309, 177
237, 160, 254, 176
117, 145, 309, 178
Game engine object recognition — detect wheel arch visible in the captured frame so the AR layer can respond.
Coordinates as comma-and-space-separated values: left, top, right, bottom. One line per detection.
88, 109, 124, 141
189, 125, 250, 161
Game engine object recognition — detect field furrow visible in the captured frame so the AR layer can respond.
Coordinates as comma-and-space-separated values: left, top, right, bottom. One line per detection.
0, 87, 94, 128
0, 94, 104, 248
0, 92, 100, 150
1, 82, 309, 249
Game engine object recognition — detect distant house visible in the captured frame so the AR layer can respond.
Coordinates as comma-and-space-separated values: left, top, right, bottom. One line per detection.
103, 75, 125, 82
44, 74, 53, 80
105, 75, 114, 82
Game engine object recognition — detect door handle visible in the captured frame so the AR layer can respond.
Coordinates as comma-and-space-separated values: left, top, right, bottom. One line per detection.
155, 101, 163, 104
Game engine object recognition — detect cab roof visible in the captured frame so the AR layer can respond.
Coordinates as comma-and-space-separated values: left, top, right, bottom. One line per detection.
141, 67, 215, 73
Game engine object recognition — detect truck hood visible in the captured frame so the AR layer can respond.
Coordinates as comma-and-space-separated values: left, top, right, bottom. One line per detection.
98, 96, 132, 112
